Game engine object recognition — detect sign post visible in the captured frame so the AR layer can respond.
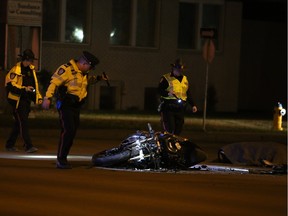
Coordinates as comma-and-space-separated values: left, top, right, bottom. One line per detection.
200, 28, 216, 131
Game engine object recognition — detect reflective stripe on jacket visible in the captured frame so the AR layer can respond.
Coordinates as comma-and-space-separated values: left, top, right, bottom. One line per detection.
5, 62, 42, 109
45, 59, 88, 102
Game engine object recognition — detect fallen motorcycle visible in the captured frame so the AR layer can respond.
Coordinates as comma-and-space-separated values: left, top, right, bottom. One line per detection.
92, 123, 207, 170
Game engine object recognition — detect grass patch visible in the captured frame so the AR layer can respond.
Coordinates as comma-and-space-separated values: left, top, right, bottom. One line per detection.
0, 109, 286, 134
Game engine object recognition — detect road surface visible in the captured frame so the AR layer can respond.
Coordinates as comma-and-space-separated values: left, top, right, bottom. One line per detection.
0, 128, 287, 216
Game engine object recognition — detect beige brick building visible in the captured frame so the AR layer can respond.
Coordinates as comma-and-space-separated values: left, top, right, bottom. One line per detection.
0, 0, 286, 113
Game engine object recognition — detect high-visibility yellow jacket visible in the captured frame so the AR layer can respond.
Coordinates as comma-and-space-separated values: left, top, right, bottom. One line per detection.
161, 73, 189, 101
5, 62, 42, 109
45, 59, 88, 102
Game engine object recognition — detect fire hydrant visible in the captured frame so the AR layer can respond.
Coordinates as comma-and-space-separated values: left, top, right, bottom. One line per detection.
273, 102, 286, 131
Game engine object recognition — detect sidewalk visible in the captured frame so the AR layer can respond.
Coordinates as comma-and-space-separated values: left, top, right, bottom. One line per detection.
0, 126, 286, 164
0, 111, 286, 164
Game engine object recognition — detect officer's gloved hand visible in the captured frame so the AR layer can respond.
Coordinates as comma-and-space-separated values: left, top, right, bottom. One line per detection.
98, 73, 109, 81
168, 91, 175, 97
25, 86, 35, 92
192, 106, 197, 113
88, 75, 98, 84
42, 97, 51, 110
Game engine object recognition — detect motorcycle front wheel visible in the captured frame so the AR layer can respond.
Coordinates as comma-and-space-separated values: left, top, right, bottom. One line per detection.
92, 148, 131, 167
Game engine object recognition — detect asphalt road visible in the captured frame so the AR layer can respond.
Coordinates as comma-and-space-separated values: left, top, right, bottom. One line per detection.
0, 128, 287, 216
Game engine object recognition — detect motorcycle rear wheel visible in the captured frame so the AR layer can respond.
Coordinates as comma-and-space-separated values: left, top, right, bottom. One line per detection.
92, 148, 131, 167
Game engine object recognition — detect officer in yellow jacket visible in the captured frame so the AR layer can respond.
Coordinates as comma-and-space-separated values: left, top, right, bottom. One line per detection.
5, 49, 42, 153
158, 59, 197, 135
42, 51, 106, 169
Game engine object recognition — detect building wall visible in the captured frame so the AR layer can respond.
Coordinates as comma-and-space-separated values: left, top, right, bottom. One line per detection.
40, 0, 243, 112
1, 0, 285, 114
239, 20, 287, 112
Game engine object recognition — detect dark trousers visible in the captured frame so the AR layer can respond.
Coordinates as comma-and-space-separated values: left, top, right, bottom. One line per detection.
6, 100, 33, 150
160, 110, 185, 135
57, 107, 80, 163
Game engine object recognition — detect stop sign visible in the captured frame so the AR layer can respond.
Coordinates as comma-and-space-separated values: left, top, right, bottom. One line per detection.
202, 39, 215, 64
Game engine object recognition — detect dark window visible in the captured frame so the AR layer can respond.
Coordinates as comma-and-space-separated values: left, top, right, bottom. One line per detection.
110, 0, 131, 46
42, 0, 60, 41
178, 3, 197, 49
144, 87, 158, 112
100, 86, 116, 110
136, 0, 157, 47
178, 1, 224, 51
42, 0, 90, 43
65, 0, 88, 43
110, 0, 160, 48
201, 4, 222, 49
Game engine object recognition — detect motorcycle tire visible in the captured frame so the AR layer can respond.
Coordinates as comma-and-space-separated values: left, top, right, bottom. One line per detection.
92, 148, 131, 167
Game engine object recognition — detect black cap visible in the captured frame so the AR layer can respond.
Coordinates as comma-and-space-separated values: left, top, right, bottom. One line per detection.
19, 49, 38, 61
82, 51, 99, 69
171, 58, 184, 69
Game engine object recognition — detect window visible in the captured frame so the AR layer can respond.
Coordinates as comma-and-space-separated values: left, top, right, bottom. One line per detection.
110, 0, 160, 48
42, 0, 59, 42
43, 0, 90, 43
110, 0, 131, 46
178, 0, 224, 51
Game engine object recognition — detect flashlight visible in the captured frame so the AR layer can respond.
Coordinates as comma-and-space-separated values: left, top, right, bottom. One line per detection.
173, 94, 182, 104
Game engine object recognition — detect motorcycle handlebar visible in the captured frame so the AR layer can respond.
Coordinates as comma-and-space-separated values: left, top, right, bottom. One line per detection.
147, 123, 154, 137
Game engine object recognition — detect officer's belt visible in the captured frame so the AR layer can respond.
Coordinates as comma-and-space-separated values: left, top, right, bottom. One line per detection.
164, 99, 186, 105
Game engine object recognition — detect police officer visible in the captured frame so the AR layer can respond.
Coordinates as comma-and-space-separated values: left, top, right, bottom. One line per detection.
158, 58, 197, 135
5, 49, 42, 153
42, 51, 106, 169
